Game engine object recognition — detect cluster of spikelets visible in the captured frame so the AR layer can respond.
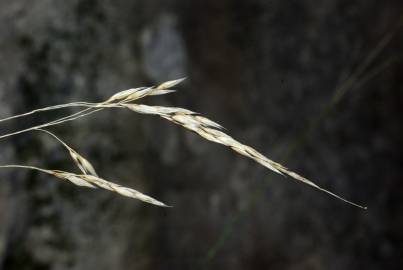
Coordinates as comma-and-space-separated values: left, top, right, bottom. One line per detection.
0, 78, 366, 209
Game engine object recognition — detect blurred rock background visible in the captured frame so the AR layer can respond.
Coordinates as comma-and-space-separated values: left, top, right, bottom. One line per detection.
0, 0, 402, 269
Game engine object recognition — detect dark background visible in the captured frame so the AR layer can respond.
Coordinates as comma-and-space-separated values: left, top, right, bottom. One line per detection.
0, 1, 402, 269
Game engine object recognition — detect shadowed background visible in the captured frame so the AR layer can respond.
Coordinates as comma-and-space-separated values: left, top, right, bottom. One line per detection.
0, 0, 402, 269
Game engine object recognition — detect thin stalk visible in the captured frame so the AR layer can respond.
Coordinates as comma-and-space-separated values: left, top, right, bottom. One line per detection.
0, 95, 139, 141
35, 128, 72, 150
0, 107, 100, 140
0, 102, 99, 123
0, 164, 51, 174
0, 104, 118, 140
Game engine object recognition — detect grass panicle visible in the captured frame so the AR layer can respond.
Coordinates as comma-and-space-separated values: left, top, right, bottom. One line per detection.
0, 78, 366, 209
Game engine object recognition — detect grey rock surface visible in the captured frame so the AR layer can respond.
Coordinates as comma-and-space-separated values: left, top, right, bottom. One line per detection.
0, 0, 402, 269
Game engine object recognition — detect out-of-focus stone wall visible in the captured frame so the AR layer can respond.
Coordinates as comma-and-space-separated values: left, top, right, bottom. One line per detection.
0, 1, 402, 269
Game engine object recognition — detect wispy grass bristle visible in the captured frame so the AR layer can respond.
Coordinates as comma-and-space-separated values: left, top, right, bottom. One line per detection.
156, 77, 186, 90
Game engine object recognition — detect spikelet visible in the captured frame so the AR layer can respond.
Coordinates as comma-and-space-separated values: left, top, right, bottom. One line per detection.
103, 77, 185, 104
35, 128, 98, 177
156, 77, 186, 90
0, 165, 167, 207
123, 104, 366, 209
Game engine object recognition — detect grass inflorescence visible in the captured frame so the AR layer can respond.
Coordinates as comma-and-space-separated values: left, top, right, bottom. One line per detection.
0, 78, 366, 209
